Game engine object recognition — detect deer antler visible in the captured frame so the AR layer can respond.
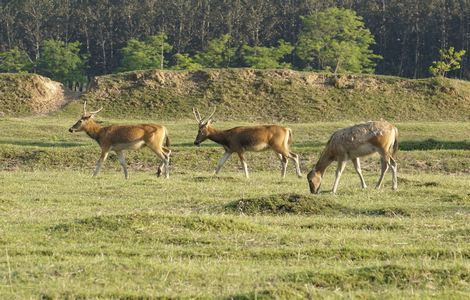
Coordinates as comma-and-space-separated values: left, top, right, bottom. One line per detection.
89, 107, 103, 115
193, 107, 202, 123
83, 101, 103, 116
202, 106, 216, 124
194, 106, 216, 124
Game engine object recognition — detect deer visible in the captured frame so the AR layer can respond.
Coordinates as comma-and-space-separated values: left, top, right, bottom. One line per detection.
192, 107, 302, 178
307, 120, 398, 194
69, 101, 171, 179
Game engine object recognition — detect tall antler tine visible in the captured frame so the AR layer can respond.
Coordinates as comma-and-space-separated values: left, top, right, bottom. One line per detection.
83, 101, 87, 115
89, 107, 103, 115
206, 106, 216, 121
193, 107, 201, 123
196, 108, 202, 122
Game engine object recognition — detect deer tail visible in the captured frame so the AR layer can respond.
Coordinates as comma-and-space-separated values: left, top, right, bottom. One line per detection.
286, 128, 293, 147
392, 127, 399, 157
164, 127, 170, 147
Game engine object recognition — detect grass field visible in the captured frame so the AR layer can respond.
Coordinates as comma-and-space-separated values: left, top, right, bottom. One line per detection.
1, 116, 470, 299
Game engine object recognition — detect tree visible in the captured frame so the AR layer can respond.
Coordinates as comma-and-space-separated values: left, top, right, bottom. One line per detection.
172, 53, 203, 70
194, 34, 236, 68
429, 47, 466, 77
0, 47, 32, 73
119, 33, 172, 72
36, 40, 87, 87
241, 40, 293, 69
3, 1, 470, 79
296, 7, 382, 74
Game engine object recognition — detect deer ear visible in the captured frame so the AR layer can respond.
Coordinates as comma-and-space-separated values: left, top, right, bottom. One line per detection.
207, 119, 214, 125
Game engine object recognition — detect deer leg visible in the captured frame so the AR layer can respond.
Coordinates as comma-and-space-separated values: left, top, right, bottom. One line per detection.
215, 151, 231, 175
162, 147, 171, 159
289, 151, 302, 178
116, 151, 128, 179
158, 147, 171, 177
278, 154, 288, 178
376, 156, 389, 189
389, 156, 398, 190
352, 157, 367, 189
93, 150, 109, 177
332, 160, 347, 194
237, 152, 249, 179
148, 145, 170, 178
161, 152, 170, 178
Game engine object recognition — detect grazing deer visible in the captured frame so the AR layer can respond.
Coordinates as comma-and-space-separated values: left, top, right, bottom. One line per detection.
192, 107, 302, 178
307, 120, 398, 194
69, 101, 171, 178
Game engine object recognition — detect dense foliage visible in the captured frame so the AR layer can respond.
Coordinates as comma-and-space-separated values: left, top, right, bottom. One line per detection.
0, 0, 469, 79
0, 47, 32, 72
119, 33, 172, 72
429, 47, 466, 77
297, 8, 381, 73
35, 40, 87, 85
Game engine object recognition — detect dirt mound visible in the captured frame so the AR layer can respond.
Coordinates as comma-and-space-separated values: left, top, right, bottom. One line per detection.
81, 69, 470, 121
226, 193, 347, 215
0, 73, 77, 116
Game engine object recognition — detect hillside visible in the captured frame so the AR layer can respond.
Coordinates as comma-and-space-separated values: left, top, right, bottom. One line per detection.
78, 69, 470, 122
0, 73, 80, 116
2, 69, 470, 121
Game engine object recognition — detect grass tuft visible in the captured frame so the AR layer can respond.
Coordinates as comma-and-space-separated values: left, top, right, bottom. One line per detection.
226, 193, 348, 215
283, 264, 470, 290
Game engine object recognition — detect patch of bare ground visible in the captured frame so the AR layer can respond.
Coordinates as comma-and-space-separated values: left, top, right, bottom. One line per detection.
0, 73, 81, 116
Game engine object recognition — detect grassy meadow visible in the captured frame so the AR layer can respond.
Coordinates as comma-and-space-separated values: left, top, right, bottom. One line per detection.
0, 115, 469, 298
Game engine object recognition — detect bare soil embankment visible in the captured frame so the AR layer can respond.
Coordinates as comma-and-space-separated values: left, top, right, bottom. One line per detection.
0, 73, 78, 116
80, 69, 470, 122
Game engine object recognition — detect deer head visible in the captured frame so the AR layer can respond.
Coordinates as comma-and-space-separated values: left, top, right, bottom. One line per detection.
193, 107, 216, 145
69, 101, 103, 133
307, 169, 322, 194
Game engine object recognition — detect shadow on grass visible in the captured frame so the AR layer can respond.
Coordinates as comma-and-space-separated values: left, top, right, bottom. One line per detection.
400, 139, 470, 151
226, 264, 470, 299
192, 175, 245, 183
0, 140, 84, 148
288, 141, 326, 149
225, 193, 411, 217
398, 177, 440, 187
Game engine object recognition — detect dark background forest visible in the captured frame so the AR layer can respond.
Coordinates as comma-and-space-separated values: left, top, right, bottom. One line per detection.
1, 0, 470, 79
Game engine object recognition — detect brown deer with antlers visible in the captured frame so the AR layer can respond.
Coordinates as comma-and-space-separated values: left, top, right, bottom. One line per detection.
193, 107, 302, 178
69, 102, 171, 178
307, 120, 398, 194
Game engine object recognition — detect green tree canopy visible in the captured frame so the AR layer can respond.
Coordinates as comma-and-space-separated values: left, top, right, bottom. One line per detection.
36, 40, 87, 84
0, 47, 32, 73
193, 34, 236, 68
296, 7, 381, 74
241, 40, 293, 69
119, 33, 172, 72
429, 47, 466, 77
172, 53, 203, 70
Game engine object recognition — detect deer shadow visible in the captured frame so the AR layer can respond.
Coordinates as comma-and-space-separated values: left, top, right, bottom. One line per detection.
399, 139, 470, 151
0, 140, 84, 148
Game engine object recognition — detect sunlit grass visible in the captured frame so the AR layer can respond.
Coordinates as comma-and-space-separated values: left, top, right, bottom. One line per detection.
0, 117, 469, 298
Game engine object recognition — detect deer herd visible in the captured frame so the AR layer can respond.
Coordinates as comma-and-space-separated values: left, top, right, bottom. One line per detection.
69, 101, 399, 194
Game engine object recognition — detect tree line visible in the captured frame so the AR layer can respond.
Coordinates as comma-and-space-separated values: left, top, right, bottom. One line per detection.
1, 0, 469, 81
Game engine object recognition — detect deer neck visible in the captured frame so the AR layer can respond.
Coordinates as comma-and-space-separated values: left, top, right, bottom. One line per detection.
207, 126, 230, 147
83, 120, 102, 141
314, 151, 333, 177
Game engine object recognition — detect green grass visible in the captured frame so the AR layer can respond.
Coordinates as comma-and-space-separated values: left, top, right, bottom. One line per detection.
78, 70, 470, 122
5, 70, 470, 122
1, 116, 470, 298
